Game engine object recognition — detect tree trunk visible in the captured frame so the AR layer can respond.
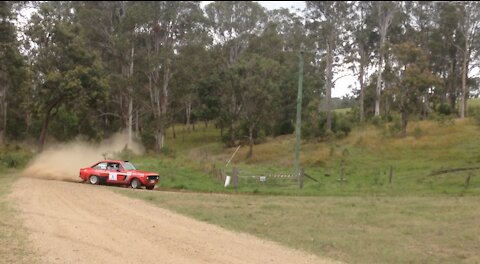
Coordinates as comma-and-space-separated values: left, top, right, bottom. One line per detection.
423, 94, 430, 119
247, 125, 254, 158
39, 113, 51, 152
172, 121, 176, 139
375, 2, 394, 117
135, 109, 139, 138
401, 109, 408, 138
359, 54, 365, 123
230, 121, 235, 147
127, 95, 133, 148
0, 84, 6, 145
127, 39, 135, 147
375, 47, 384, 117
460, 40, 469, 118
185, 99, 191, 131
325, 40, 333, 131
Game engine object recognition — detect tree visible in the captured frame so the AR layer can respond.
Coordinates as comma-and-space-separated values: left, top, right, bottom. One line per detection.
234, 54, 281, 158
349, 1, 376, 123
457, 2, 480, 118
390, 42, 439, 137
306, 1, 351, 131
374, 1, 397, 117
141, 1, 205, 151
27, 2, 108, 150
0, 1, 27, 144
205, 1, 267, 146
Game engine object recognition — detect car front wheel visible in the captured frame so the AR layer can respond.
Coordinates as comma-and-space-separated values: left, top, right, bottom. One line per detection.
130, 179, 141, 189
89, 175, 100, 185
146, 185, 155, 190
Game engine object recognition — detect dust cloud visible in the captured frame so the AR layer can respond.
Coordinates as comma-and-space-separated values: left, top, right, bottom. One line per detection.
21, 132, 144, 182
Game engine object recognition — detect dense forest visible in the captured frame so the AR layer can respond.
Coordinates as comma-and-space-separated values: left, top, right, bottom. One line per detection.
1, 1, 479, 153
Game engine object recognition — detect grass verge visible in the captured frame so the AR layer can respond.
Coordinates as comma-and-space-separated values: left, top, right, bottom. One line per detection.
117, 189, 480, 264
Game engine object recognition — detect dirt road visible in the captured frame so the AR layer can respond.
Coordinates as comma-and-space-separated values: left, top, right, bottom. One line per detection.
11, 178, 337, 264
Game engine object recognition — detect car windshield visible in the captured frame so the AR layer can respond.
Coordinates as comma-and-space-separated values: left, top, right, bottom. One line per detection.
123, 162, 137, 170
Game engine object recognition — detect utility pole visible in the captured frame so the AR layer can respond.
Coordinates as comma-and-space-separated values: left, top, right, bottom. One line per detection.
294, 43, 305, 186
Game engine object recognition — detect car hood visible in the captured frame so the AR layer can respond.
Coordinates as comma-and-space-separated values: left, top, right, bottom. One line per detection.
130, 170, 158, 176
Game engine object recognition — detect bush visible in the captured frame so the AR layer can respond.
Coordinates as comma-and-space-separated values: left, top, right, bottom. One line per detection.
273, 119, 294, 136
380, 114, 402, 138
334, 114, 352, 137
0, 147, 32, 169
370, 116, 383, 127
140, 130, 156, 151
436, 103, 452, 116
469, 106, 480, 125
301, 112, 353, 141
413, 126, 423, 139
160, 145, 176, 158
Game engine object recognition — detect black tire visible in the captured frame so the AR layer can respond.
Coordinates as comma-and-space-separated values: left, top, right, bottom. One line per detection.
146, 185, 155, 190
130, 178, 141, 189
89, 175, 100, 185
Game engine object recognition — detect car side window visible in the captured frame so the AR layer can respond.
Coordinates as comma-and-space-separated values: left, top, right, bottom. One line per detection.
107, 163, 120, 171
93, 162, 107, 170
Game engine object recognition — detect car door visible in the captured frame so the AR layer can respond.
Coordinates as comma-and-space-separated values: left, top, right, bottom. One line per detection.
106, 162, 128, 184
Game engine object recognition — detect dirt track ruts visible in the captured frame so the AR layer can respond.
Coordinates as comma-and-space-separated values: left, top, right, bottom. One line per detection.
11, 178, 339, 264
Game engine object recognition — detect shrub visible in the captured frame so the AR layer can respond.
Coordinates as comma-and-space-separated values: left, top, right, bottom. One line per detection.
371, 116, 383, 127
413, 126, 423, 139
140, 130, 156, 151
273, 119, 294, 136
436, 103, 452, 116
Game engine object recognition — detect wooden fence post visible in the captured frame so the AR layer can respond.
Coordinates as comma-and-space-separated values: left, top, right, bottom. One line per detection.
465, 173, 472, 188
233, 167, 239, 189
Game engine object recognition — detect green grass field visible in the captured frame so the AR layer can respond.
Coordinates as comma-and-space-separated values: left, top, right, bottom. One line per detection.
118, 189, 480, 264
116, 117, 480, 263
2, 113, 480, 263
128, 118, 480, 196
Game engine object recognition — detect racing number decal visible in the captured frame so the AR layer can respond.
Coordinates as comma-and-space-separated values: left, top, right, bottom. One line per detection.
108, 172, 117, 181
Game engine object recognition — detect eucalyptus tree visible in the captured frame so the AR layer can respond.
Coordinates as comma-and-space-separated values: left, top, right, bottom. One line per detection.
457, 1, 480, 118
205, 1, 267, 146
402, 1, 436, 118
305, 1, 352, 131
73, 1, 145, 144
389, 42, 439, 137
429, 2, 464, 112
138, 1, 205, 151
348, 1, 376, 123
0, 1, 28, 144
234, 54, 281, 158
26, 1, 108, 150
373, 1, 398, 117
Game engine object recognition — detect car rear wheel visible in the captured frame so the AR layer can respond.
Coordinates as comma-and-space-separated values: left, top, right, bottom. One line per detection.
89, 175, 100, 185
130, 179, 141, 189
146, 185, 155, 190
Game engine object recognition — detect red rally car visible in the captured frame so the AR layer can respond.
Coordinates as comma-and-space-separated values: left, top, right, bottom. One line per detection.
79, 160, 159, 190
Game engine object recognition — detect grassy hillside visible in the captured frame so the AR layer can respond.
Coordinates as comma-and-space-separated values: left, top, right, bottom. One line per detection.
131, 118, 480, 196
118, 117, 480, 263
